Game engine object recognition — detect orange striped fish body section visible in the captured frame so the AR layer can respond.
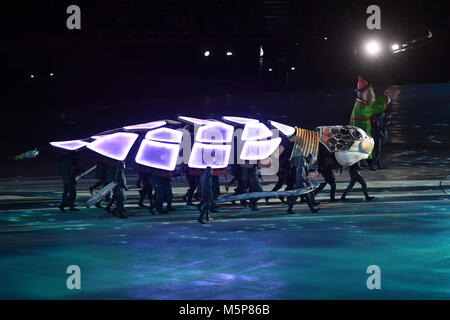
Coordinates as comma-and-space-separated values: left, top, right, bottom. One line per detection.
289, 128, 320, 162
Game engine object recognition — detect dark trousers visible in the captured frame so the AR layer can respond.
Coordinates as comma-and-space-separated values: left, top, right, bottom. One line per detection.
185, 174, 199, 202
139, 184, 153, 205
248, 175, 262, 209
198, 200, 212, 222
154, 178, 173, 211
92, 178, 105, 190
113, 189, 126, 215
61, 181, 76, 208
287, 166, 315, 212
315, 169, 336, 200
272, 171, 286, 192
342, 175, 369, 198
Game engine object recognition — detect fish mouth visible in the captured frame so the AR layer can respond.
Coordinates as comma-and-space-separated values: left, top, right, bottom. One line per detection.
335, 151, 370, 167
360, 137, 374, 154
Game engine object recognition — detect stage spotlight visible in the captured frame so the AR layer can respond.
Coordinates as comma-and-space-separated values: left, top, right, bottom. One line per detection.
290, 67, 295, 71
366, 41, 381, 55
49, 73, 54, 76
268, 68, 273, 72
30, 74, 35, 78
204, 50, 210, 57
226, 51, 233, 56
391, 43, 399, 51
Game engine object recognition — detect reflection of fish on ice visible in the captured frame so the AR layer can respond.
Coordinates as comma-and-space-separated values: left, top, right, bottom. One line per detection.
86, 182, 116, 207
10, 149, 39, 160
215, 181, 322, 203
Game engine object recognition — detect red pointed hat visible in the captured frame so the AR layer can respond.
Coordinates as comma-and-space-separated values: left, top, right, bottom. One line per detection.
356, 76, 371, 92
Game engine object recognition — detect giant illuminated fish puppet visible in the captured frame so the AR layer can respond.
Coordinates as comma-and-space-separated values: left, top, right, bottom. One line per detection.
49, 116, 374, 201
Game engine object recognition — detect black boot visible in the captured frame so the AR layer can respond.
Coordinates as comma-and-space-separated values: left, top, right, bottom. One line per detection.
365, 195, 375, 201
117, 212, 128, 219
95, 202, 103, 209
105, 206, 114, 214
58, 204, 66, 213
137, 201, 146, 208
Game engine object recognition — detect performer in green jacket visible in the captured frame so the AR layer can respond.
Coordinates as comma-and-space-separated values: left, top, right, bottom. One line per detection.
350, 76, 400, 164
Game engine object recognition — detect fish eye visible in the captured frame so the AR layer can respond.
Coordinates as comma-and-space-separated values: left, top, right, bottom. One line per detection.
350, 129, 362, 140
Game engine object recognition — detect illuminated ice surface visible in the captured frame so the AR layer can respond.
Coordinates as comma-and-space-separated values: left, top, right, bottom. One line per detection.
195, 122, 234, 143
222, 116, 259, 125
49, 140, 88, 151
188, 143, 231, 168
268, 120, 296, 137
240, 137, 281, 160
123, 120, 166, 130
145, 128, 183, 144
0, 177, 449, 299
135, 140, 180, 171
242, 122, 273, 141
87, 132, 138, 161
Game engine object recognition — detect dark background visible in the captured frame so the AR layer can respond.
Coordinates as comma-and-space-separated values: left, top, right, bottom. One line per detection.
1, 0, 449, 165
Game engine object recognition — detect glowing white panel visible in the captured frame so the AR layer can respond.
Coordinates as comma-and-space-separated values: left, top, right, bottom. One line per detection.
222, 116, 259, 125
145, 128, 183, 144
242, 122, 273, 141
195, 122, 234, 143
91, 135, 106, 140
178, 116, 213, 126
87, 132, 138, 161
240, 138, 282, 160
268, 120, 296, 137
135, 140, 180, 171
50, 140, 88, 151
188, 143, 231, 169
123, 120, 166, 130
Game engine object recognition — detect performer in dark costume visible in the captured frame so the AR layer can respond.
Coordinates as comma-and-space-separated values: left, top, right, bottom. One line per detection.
107, 161, 128, 219
100, 163, 116, 212
235, 164, 263, 211
58, 155, 81, 212
89, 161, 108, 208
340, 163, 375, 201
266, 140, 293, 203
153, 171, 175, 214
198, 167, 214, 224
90, 161, 106, 195
234, 164, 249, 207
137, 171, 153, 208
183, 166, 199, 206
314, 147, 337, 202
287, 155, 319, 214
225, 164, 239, 192
248, 165, 263, 211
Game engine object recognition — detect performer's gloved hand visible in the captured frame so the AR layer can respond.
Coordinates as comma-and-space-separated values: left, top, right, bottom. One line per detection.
384, 87, 400, 98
